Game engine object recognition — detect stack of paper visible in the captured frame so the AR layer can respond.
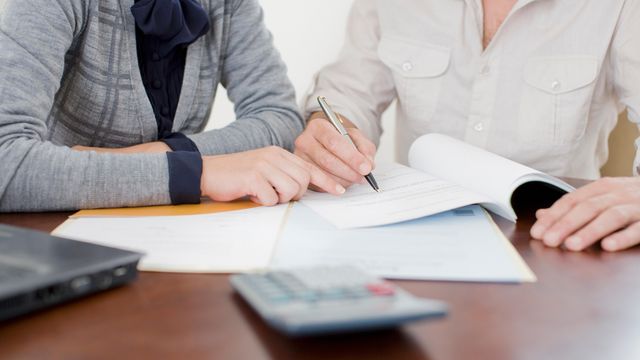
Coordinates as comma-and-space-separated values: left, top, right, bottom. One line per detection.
55, 201, 535, 283
55, 205, 289, 273
271, 204, 535, 282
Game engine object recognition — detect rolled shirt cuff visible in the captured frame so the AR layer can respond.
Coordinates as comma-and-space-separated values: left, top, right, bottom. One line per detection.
161, 132, 200, 153
166, 151, 203, 205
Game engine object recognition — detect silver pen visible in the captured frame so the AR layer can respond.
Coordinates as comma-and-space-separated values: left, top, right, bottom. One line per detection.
317, 96, 380, 192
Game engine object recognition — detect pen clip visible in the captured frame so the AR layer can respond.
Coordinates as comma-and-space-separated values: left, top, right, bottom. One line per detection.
317, 96, 349, 136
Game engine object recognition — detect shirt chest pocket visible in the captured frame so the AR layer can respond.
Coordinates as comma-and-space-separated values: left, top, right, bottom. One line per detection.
378, 37, 450, 128
518, 56, 599, 147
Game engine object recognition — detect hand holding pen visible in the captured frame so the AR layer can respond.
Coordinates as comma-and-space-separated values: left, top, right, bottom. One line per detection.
317, 97, 380, 192
293, 96, 380, 192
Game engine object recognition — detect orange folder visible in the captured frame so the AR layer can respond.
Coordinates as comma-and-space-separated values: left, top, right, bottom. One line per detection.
71, 199, 259, 218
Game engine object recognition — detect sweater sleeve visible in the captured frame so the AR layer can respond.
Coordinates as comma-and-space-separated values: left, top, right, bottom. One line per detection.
187, 0, 303, 155
0, 0, 172, 212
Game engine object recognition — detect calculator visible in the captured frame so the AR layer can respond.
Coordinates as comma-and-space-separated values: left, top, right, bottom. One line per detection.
230, 266, 448, 336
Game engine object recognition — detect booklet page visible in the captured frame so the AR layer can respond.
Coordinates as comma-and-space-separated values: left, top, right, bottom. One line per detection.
409, 134, 573, 220
300, 163, 490, 229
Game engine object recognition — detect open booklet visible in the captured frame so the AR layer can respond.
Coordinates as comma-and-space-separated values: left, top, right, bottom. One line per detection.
301, 134, 575, 229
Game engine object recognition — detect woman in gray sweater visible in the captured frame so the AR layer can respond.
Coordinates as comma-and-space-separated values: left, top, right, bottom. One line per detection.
0, 0, 343, 212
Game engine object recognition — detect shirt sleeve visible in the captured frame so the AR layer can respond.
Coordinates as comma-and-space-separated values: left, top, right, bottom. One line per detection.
0, 0, 173, 212
611, 0, 640, 175
187, 0, 303, 156
162, 133, 202, 204
301, 0, 397, 146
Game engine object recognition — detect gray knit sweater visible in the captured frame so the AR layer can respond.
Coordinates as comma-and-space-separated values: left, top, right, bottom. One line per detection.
0, 0, 303, 212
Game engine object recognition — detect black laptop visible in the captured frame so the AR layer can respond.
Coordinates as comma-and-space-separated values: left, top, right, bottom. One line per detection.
0, 224, 142, 322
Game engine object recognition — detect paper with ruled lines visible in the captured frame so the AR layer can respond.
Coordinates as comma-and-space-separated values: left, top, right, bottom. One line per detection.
54, 205, 289, 273
271, 203, 536, 283
300, 162, 491, 229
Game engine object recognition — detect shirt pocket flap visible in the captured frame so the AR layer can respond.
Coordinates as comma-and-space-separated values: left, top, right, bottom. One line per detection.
524, 56, 599, 95
378, 37, 451, 78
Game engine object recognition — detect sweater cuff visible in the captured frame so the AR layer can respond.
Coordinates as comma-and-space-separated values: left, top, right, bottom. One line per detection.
161, 132, 200, 153
166, 151, 203, 205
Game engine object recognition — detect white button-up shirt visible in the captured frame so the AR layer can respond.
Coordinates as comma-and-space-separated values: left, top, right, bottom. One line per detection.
303, 0, 640, 179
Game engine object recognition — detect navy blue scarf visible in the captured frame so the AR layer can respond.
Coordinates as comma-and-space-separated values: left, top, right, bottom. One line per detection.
131, 0, 210, 57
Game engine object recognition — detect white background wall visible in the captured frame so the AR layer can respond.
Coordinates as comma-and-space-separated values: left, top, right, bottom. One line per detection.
207, 0, 397, 163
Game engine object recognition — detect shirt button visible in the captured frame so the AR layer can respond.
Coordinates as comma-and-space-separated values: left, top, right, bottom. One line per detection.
152, 52, 161, 61
161, 107, 170, 116
152, 80, 163, 89
551, 80, 561, 91
473, 122, 484, 132
480, 64, 490, 75
402, 61, 413, 72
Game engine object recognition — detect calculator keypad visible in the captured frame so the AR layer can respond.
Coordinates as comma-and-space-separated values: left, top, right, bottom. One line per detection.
244, 268, 396, 305
231, 266, 448, 336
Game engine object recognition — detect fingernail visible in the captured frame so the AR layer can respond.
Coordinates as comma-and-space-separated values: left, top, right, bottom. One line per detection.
566, 236, 583, 251
530, 223, 544, 238
602, 238, 617, 252
336, 185, 346, 194
359, 163, 370, 175
543, 231, 561, 247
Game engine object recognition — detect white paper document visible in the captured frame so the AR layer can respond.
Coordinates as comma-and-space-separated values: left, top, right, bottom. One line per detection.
54, 202, 535, 282
271, 203, 535, 283
53, 205, 289, 273
301, 163, 490, 229
301, 134, 574, 229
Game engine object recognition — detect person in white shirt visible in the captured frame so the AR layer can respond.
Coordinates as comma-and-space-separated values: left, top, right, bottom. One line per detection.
294, 0, 640, 252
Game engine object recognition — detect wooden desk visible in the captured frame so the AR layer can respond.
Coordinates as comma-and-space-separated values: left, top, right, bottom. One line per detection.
1, 182, 639, 360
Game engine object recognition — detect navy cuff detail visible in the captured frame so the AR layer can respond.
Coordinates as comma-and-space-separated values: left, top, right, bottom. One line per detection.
166, 151, 203, 205
161, 132, 200, 153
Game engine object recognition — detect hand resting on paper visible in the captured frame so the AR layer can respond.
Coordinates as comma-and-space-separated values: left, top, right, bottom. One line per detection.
531, 177, 640, 252
295, 113, 377, 189
74, 144, 345, 206
201, 147, 345, 206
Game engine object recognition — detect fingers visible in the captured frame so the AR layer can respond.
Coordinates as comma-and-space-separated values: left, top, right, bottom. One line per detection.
535, 193, 620, 247
263, 165, 303, 204
250, 147, 346, 205
249, 173, 280, 206
250, 151, 302, 205
306, 162, 346, 196
530, 177, 640, 252
295, 118, 375, 185
250, 164, 302, 206
602, 222, 640, 252
297, 135, 364, 184
315, 121, 372, 175
530, 178, 622, 239
347, 127, 377, 165
280, 151, 346, 197
295, 151, 352, 190
563, 205, 640, 251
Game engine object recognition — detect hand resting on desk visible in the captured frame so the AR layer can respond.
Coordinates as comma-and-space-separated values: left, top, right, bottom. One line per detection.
531, 177, 640, 252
